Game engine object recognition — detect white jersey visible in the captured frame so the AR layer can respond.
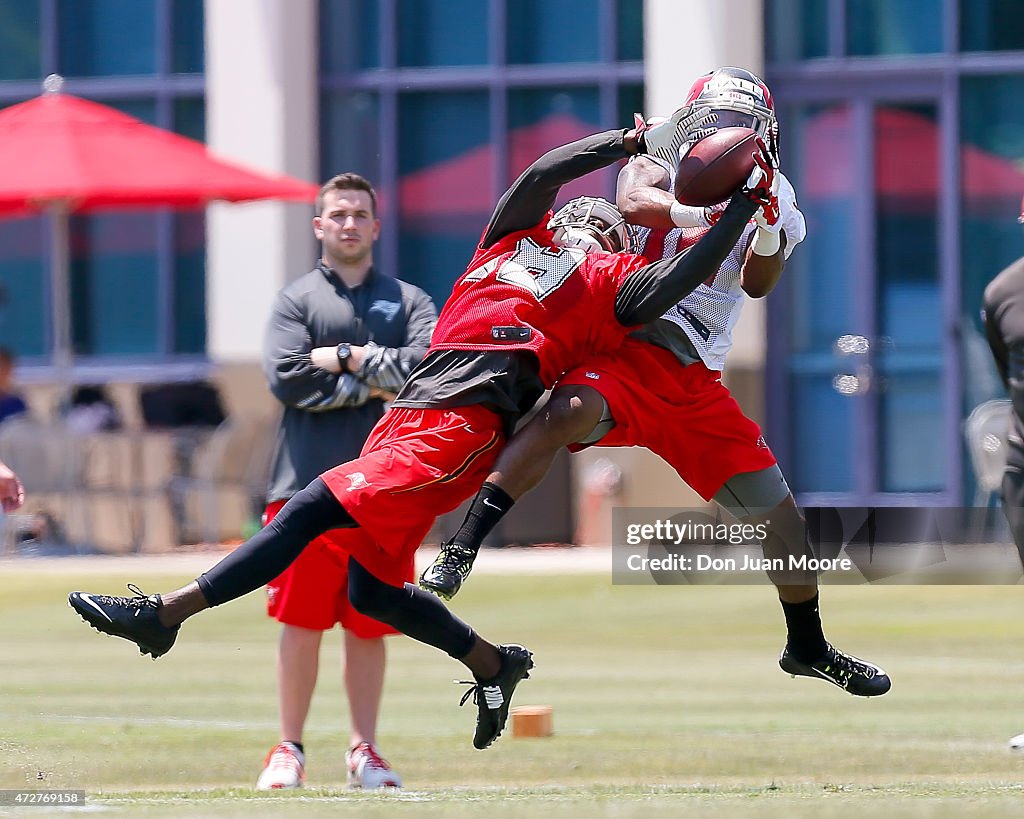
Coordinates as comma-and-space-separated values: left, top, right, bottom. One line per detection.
632, 165, 805, 371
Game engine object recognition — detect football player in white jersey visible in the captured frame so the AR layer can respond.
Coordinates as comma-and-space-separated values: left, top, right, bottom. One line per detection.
422, 68, 892, 698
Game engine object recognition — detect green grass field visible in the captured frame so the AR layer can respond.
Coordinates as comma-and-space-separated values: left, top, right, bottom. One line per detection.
2, 564, 1024, 817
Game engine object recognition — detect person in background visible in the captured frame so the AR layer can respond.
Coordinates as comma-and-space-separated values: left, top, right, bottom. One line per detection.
257, 172, 436, 790
0, 459, 24, 511
0, 347, 28, 424
981, 196, 1024, 752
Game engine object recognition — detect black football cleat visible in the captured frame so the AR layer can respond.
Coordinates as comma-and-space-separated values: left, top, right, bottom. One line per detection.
68, 584, 179, 659
419, 541, 477, 600
779, 643, 891, 697
459, 644, 534, 750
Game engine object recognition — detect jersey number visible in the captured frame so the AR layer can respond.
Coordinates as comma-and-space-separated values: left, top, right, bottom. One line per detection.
467, 238, 585, 301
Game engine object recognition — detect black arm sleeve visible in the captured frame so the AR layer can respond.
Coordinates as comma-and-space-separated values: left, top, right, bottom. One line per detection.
481, 129, 632, 247
614, 193, 759, 326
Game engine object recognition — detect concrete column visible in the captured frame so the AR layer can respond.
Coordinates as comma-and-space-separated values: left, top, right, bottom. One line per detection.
204, 0, 318, 363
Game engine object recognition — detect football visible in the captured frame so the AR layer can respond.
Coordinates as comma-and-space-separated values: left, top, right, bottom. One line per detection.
673, 126, 759, 207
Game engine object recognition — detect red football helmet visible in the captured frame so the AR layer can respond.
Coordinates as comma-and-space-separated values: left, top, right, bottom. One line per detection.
684, 67, 776, 141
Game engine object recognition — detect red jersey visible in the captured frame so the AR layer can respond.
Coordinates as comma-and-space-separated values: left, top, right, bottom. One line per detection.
429, 219, 646, 386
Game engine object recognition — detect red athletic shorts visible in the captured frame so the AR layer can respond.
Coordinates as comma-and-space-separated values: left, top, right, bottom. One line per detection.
558, 337, 777, 500
263, 500, 413, 637
320, 405, 505, 586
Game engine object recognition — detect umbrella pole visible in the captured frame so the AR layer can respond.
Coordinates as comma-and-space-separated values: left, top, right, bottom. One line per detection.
49, 203, 73, 383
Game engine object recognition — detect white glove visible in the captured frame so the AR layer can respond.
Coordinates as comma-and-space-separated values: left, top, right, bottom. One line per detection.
639, 104, 717, 166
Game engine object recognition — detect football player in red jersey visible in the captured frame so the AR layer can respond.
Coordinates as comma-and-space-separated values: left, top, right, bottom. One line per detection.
423, 68, 891, 699
69, 122, 773, 752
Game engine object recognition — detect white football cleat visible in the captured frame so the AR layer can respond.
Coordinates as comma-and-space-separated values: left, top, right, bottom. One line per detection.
256, 742, 305, 790
346, 741, 401, 789
1009, 732, 1024, 751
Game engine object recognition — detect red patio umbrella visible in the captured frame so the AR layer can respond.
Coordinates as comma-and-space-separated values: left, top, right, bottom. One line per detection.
0, 75, 319, 374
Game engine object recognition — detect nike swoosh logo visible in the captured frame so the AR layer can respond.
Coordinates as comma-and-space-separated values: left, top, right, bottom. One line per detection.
80, 595, 113, 623
482, 498, 501, 511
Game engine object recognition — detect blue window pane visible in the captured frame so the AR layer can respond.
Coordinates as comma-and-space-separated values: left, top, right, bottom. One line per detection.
174, 212, 205, 354
0, 217, 46, 356
784, 105, 856, 352
959, 75, 1024, 409
879, 373, 944, 492
508, 88, 606, 203
397, 0, 488, 67
875, 105, 939, 352
172, 0, 204, 73
961, 0, 1024, 51
174, 97, 205, 142
320, 0, 379, 72
70, 212, 159, 355
398, 92, 490, 306
105, 98, 158, 126
59, 0, 157, 77
617, 0, 644, 61
0, 1, 40, 81
507, 0, 599, 64
790, 374, 854, 493
320, 92, 382, 192
778, 104, 857, 494
766, 0, 828, 60
618, 84, 644, 124
846, 0, 942, 55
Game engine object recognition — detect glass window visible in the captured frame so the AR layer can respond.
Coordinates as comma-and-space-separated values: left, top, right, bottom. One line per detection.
173, 97, 205, 142
507, 0, 599, 65
174, 212, 206, 354
961, 0, 1024, 52
846, 0, 942, 55
960, 75, 1024, 406
320, 92, 382, 193
781, 104, 857, 493
59, 0, 157, 77
617, 0, 644, 61
397, 0, 488, 67
0, 217, 46, 357
508, 88, 605, 203
70, 212, 160, 355
0, 1, 41, 81
874, 104, 943, 492
766, 0, 828, 61
320, 0, 379, 72
398, 91, 490, 306
172, 0, 204, 73
618, 84, 645, 123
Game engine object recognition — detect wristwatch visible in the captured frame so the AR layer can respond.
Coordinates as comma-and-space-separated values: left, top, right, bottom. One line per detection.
335, 343, 352, 371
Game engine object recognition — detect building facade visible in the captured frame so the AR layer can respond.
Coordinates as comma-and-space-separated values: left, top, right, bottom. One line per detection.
0, 0, 1022, 514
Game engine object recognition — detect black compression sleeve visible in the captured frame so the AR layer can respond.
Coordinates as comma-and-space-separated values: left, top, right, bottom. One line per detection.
196, 478, 356, 606
481, 129, 631, 247
613, 193, 759, 326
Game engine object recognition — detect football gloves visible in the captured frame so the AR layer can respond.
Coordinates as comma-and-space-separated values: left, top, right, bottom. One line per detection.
636, 104, 718, 164
741, 135, 781, 230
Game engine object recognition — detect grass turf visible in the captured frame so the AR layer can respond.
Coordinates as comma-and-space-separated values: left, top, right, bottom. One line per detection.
2, 565, 1024, 816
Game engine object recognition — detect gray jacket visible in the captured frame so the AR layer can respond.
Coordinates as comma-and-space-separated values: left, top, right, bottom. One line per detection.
263, 261, 437, 501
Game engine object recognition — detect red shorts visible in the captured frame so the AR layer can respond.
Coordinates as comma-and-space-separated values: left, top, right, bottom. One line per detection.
263, 500, 413, 637
558, 337, 777, 500
320, 405, 505, 586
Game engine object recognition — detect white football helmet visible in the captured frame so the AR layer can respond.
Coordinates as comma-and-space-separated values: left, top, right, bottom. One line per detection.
684, 66, 776, 141
548, 196, 634, 254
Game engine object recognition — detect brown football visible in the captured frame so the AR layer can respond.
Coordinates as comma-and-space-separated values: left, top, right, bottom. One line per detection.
673, 126, 759, 207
